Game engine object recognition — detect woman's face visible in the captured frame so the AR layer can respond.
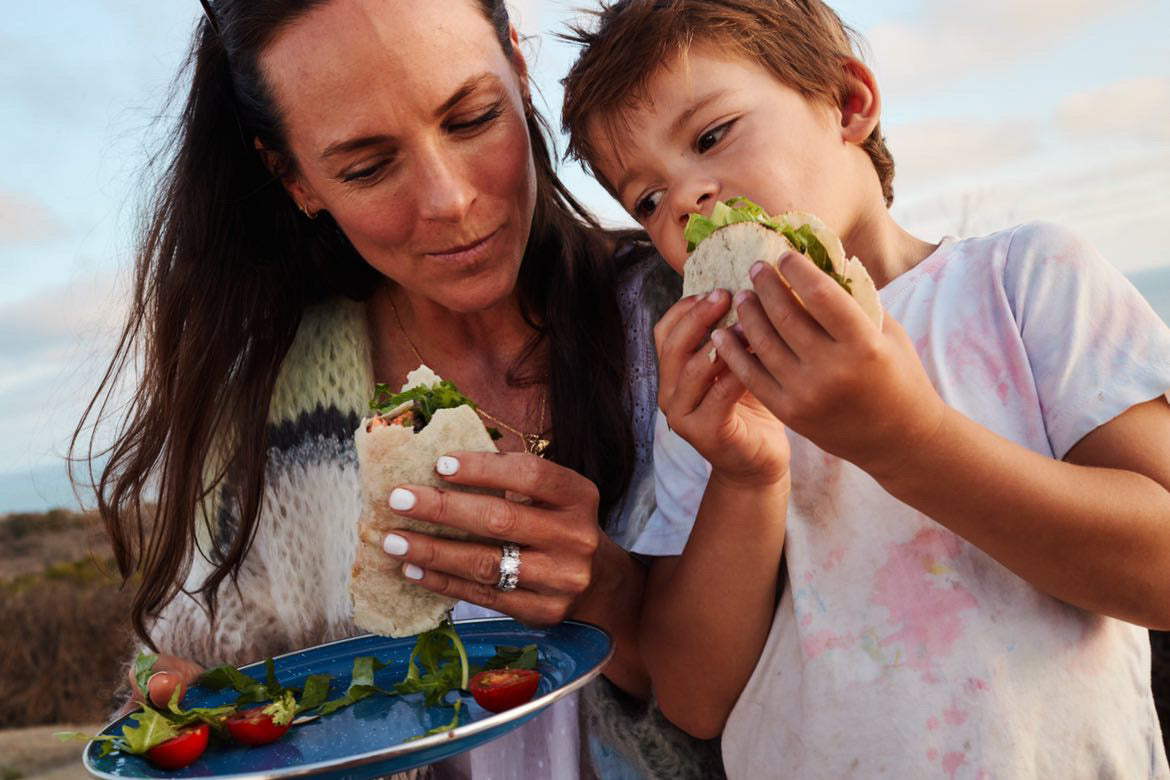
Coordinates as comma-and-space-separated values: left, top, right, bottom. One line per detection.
261, 0, 537, 313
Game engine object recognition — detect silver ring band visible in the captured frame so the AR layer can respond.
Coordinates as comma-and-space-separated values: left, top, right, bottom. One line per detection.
496, 542, 520, 591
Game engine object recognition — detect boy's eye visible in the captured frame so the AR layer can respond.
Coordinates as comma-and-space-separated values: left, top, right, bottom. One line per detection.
633, 190, 663, 220
696, 120, 734, 154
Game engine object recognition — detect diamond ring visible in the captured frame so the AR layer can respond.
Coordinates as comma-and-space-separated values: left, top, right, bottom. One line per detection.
496, 542, 521, 591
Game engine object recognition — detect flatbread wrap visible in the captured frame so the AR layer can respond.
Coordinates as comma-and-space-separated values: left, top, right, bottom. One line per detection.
351, 365, 501, 638
682, 197, 883, 330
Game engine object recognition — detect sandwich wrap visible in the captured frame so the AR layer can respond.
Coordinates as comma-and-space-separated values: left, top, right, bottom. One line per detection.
351, 365, 500, 638
683, 197, 883, 330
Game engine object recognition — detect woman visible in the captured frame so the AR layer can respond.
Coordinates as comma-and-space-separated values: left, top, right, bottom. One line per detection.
72, 0, 719, 777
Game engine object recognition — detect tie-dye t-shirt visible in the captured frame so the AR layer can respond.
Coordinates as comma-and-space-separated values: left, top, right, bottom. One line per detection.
633, 223, 1170, 778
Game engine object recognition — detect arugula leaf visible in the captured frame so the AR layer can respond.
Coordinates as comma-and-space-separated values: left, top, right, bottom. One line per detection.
297, 674, 333, 714
133, 652, 158, 698
480, 643, 539, 672
317, 656, 394, 716
118, 708, 179, 754
394, 617, 470, 708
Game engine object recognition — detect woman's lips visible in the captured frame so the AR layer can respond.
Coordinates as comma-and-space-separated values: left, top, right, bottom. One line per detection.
424, 225, 503, 263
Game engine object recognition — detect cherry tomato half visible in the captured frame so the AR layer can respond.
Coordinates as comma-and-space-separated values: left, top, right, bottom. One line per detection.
144, 723, 209, 770
469, 669, 541, 713
225, 706, 293, 746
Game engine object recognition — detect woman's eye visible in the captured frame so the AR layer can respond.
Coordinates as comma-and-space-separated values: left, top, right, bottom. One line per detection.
696, 120, 734, 154
448, 103, 504, 133
633, 190, 662, 220
342, 162, 386, 183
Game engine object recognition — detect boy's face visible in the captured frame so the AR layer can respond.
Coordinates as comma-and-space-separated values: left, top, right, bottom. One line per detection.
588, 45, 862, 273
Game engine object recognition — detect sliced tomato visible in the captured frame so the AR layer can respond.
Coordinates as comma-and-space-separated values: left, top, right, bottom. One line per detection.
469, 668, 541, 713
225, 705, 293, 746
144, 723, 209, 770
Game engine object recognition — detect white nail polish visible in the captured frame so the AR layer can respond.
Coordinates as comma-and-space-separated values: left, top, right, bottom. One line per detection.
403, 563, 424, 580
383, 533, 408, 556
389, 488, 416, 511
435, 456, 460, 476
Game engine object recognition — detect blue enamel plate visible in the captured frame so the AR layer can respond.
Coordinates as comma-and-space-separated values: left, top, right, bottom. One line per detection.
83, 618, 613, 779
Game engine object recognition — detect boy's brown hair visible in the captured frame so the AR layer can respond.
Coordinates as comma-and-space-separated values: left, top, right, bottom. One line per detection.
561, 0, 896, 206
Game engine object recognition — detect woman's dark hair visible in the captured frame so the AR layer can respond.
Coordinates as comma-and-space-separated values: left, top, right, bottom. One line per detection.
71, 0, 637, 647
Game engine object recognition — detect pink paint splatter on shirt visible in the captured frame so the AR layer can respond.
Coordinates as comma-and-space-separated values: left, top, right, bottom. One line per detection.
926, 716, 939, 731
927, 747, 939, 761
801, 629, 854, 660
822, 545, 846, 571
965, 677, 989, 694
872, 528, 979, 680
942, 751, 967, 778
943, 703, 967, 726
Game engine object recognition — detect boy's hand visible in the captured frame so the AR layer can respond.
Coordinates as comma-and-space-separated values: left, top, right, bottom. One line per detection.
655, 290, 790, 486
713, 252, 945, 481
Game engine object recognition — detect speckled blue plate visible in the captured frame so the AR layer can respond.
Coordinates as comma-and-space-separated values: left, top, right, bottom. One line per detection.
83, 618, 612, 779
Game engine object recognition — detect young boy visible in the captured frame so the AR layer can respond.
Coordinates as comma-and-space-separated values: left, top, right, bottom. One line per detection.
562, 1, 1170, 777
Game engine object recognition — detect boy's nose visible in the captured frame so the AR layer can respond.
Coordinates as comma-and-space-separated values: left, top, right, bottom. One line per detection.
671, 178, 719, 226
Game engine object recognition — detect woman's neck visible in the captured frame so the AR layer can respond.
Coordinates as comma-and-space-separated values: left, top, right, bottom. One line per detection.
365, 282, 548, 443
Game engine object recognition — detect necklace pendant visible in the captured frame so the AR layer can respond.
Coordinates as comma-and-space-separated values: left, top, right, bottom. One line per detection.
526, 435, 551, 458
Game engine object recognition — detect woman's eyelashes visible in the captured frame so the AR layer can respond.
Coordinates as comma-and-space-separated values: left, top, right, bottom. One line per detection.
447, 102, 504, 134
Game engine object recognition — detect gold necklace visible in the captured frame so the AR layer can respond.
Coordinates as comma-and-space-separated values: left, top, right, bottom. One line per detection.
388, 298, 551, 457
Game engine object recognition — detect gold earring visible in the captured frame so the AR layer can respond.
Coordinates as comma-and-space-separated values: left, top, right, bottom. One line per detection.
297, 202, 319, 219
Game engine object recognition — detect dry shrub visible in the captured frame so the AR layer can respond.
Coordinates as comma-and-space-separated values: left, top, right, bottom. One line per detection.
0, 562, 135, 728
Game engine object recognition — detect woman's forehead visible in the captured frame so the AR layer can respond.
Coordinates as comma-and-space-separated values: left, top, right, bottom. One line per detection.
261, 0, 512, 145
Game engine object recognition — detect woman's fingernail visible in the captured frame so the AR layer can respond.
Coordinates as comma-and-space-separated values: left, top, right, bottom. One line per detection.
146, 671, 168, 693
706, 289, 723, 303
403, 563, 424, 580
711, 329, 727, 347
435, 456, 460, 476
389, 488, 416, 511
733, 289, 750, 306
383, 533, 408, 556
749, 261, 767, 279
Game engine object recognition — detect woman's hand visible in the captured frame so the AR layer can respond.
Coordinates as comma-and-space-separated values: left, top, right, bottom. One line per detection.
655, 290, 789, 487
378, 451, 605, 626
714, 253, 946, 481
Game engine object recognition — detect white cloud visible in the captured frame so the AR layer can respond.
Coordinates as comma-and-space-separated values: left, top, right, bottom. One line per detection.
0, 272, 129, 472
868, 0, 1148, 96
1057, 76, 1170, 144
886, 118, 1042, 191
0, 189, 63, 244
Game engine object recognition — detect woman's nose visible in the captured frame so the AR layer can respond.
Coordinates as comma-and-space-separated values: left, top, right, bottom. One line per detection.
416, 145, 474, 222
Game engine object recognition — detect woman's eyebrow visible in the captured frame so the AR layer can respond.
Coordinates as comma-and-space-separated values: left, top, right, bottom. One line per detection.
320, 73, 500, 160
434, 73, 498, 118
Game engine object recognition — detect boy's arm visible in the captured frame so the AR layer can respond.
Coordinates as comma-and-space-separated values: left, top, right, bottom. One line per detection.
875, 395, 1170, 629
641, 471, 789, 739
721, 252, 1170, 628
645, 290, 792, 737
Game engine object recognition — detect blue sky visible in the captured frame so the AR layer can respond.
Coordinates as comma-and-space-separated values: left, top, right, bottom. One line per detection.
2, 0, 1168, 512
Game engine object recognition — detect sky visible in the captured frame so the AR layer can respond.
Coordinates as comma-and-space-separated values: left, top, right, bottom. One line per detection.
1, 0, 1169, 513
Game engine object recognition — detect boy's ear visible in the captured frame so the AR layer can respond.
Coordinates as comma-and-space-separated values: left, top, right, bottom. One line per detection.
839, 58, 881, 145
255, 138, 322, 217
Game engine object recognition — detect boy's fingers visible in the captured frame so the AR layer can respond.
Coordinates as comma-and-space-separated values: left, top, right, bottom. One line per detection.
733, 290, 800, 377
749, 258, 827, 355
653, 295, 701, 356
667, 340, 728, 416
713, 329, 787, 415
773, 252, 869, 343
